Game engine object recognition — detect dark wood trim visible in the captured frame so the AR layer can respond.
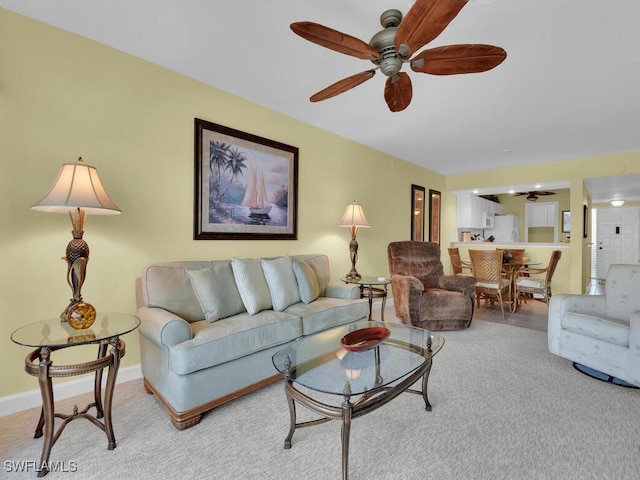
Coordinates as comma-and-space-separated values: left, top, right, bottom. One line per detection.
143, 374, 283, 430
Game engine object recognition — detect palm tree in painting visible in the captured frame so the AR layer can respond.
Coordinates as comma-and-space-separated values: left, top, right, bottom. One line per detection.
208, 141, 248, 221
221, 147, 247, 199
209, 141, 230, 205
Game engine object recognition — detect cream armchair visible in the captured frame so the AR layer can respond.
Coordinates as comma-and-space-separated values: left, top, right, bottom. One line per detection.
548, 264, 640, 386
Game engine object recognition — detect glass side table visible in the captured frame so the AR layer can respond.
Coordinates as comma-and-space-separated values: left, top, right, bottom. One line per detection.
341, 276, 392, 321
10, 313, 140, 477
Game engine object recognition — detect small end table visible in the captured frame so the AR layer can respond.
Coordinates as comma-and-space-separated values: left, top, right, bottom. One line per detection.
10, 313, 140, 477
341, 276, 391, 321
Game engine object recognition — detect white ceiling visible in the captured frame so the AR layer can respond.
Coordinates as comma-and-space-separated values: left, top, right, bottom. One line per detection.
2, 0, 640, 196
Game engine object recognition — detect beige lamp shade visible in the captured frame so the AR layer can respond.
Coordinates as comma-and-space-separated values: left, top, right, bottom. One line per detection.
31, 157, 121, 215
338, 202, 370, 228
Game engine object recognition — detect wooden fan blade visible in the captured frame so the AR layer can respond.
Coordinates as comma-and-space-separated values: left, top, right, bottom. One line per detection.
411, 44, 507, 75
395, 0, 468, 57
310, 70, 376, 102
384, 72, 413, 112
291, 22, 380, 60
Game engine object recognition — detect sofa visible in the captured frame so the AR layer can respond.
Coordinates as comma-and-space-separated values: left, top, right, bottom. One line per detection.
548, 264, 640, 386
387, 241, 476, 331
136, 254, 368, 429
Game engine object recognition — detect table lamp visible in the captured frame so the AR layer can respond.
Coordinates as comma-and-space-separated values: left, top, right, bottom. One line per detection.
338, 201, 370, 280
31, 157, 121, 329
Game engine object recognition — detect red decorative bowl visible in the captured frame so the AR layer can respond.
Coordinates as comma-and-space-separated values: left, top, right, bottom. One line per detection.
341, 327, 390, 352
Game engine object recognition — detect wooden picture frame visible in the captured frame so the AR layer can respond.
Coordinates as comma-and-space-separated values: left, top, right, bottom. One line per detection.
562, 210, 571, 233
583, 204, 588, 238
194, 118, 298, 240
429, 189, 441, 244
411, 184, 425, 241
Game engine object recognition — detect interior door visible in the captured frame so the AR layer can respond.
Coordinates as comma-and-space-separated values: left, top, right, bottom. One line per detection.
596, 206, 640, 279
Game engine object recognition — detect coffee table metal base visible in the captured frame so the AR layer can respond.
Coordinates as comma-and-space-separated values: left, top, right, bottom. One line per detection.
282, 358, 432, 480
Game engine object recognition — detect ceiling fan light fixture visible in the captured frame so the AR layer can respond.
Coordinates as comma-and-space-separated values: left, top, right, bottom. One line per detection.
611, 200, 625, 207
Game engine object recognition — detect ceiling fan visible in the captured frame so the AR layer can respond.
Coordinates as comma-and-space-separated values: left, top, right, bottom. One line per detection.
290, 0, 507, 112
514, 191, 557, 202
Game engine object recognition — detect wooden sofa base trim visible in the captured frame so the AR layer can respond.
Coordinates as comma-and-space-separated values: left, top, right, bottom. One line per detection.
143, 374, 282, 430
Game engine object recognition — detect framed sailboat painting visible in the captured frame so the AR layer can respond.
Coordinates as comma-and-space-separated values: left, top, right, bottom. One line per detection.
194, 118, 298, 240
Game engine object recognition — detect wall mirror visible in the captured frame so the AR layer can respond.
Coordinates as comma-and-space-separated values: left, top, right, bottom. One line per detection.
429, 189, 441, 244
411, 184, 425, 241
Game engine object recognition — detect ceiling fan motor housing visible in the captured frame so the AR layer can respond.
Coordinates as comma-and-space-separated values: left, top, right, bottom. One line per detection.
370, 26, 403, 77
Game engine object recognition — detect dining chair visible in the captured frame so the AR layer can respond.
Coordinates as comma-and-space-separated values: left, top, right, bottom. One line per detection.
513, 250, 562, 311
469, 249, 511, 320
447, 247, 473, 276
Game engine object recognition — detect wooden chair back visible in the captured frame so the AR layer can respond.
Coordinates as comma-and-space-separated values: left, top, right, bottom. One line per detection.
469, 249, 504, 284
496, 248, 525, 263
447, 247, 471, 275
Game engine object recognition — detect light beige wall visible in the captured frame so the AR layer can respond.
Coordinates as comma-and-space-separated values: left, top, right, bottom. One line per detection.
446, 155, 640, 293
0, 10, 445, 398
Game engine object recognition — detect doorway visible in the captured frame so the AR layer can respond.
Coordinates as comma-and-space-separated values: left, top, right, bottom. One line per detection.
595, 206, 640, 279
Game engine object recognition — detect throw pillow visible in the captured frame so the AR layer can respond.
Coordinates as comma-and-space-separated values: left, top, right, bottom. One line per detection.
187, 264, 245, 322
261, 256, 301, 311
292, 260, 320, 304
231, 257, 273, 315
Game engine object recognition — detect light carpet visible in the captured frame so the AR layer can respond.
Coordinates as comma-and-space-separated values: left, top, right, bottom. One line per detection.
1, 319, 638, 480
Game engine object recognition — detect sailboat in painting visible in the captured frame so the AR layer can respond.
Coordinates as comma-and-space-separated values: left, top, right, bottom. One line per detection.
242, 167, 272, 216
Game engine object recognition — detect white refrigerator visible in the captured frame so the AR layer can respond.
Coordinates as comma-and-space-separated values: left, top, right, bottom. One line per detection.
486, 214, 520, 243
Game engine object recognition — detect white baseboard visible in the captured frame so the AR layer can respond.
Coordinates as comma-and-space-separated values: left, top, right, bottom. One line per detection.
0, 364, 142, 417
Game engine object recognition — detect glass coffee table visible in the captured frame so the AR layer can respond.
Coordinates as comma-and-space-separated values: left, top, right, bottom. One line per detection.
272, 320, 444, 480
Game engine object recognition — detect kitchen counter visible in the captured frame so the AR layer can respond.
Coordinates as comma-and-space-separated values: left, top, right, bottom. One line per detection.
452, 242, 570, 249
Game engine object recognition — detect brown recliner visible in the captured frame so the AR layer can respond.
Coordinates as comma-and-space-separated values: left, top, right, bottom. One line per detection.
388, 241, 476, 331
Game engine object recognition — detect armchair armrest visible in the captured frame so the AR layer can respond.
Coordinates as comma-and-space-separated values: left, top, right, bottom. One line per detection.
628, 312, 640, 385
324, 281, 361, 300
137, 306, 193, 348
439, 274, 476, 297
390, 274, 424, 325
548, 294, 607, 354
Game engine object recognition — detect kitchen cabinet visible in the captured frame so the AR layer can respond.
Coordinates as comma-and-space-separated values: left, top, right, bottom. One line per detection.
456, 194, 503, 229
524, 202, 559, 243
526, 203, 557, 227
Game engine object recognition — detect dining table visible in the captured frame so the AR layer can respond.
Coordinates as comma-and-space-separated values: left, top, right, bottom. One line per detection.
502, 259, 542, 312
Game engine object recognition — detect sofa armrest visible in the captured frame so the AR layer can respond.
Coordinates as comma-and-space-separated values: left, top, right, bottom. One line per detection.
438, 274, 476, 297
548, 294, 607, 354
323, 281, 361, 300
137, 306, 193, 348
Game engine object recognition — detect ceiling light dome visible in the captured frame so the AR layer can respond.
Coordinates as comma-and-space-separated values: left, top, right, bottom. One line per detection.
611, 200, 625, 207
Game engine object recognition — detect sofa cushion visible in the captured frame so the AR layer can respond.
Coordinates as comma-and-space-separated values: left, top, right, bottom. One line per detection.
262, 256, 301, 311
302, 255, 331, 295
169, 310, 302, 375
285, 297, 368, 336
293, 260, 320, 304
187, 264, 245, 322
562, 311, 630, 347
232, 257, 273, 315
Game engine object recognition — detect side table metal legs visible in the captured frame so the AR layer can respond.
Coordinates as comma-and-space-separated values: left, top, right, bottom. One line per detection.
360, 285, 388, 321
25, 338, 125, 477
